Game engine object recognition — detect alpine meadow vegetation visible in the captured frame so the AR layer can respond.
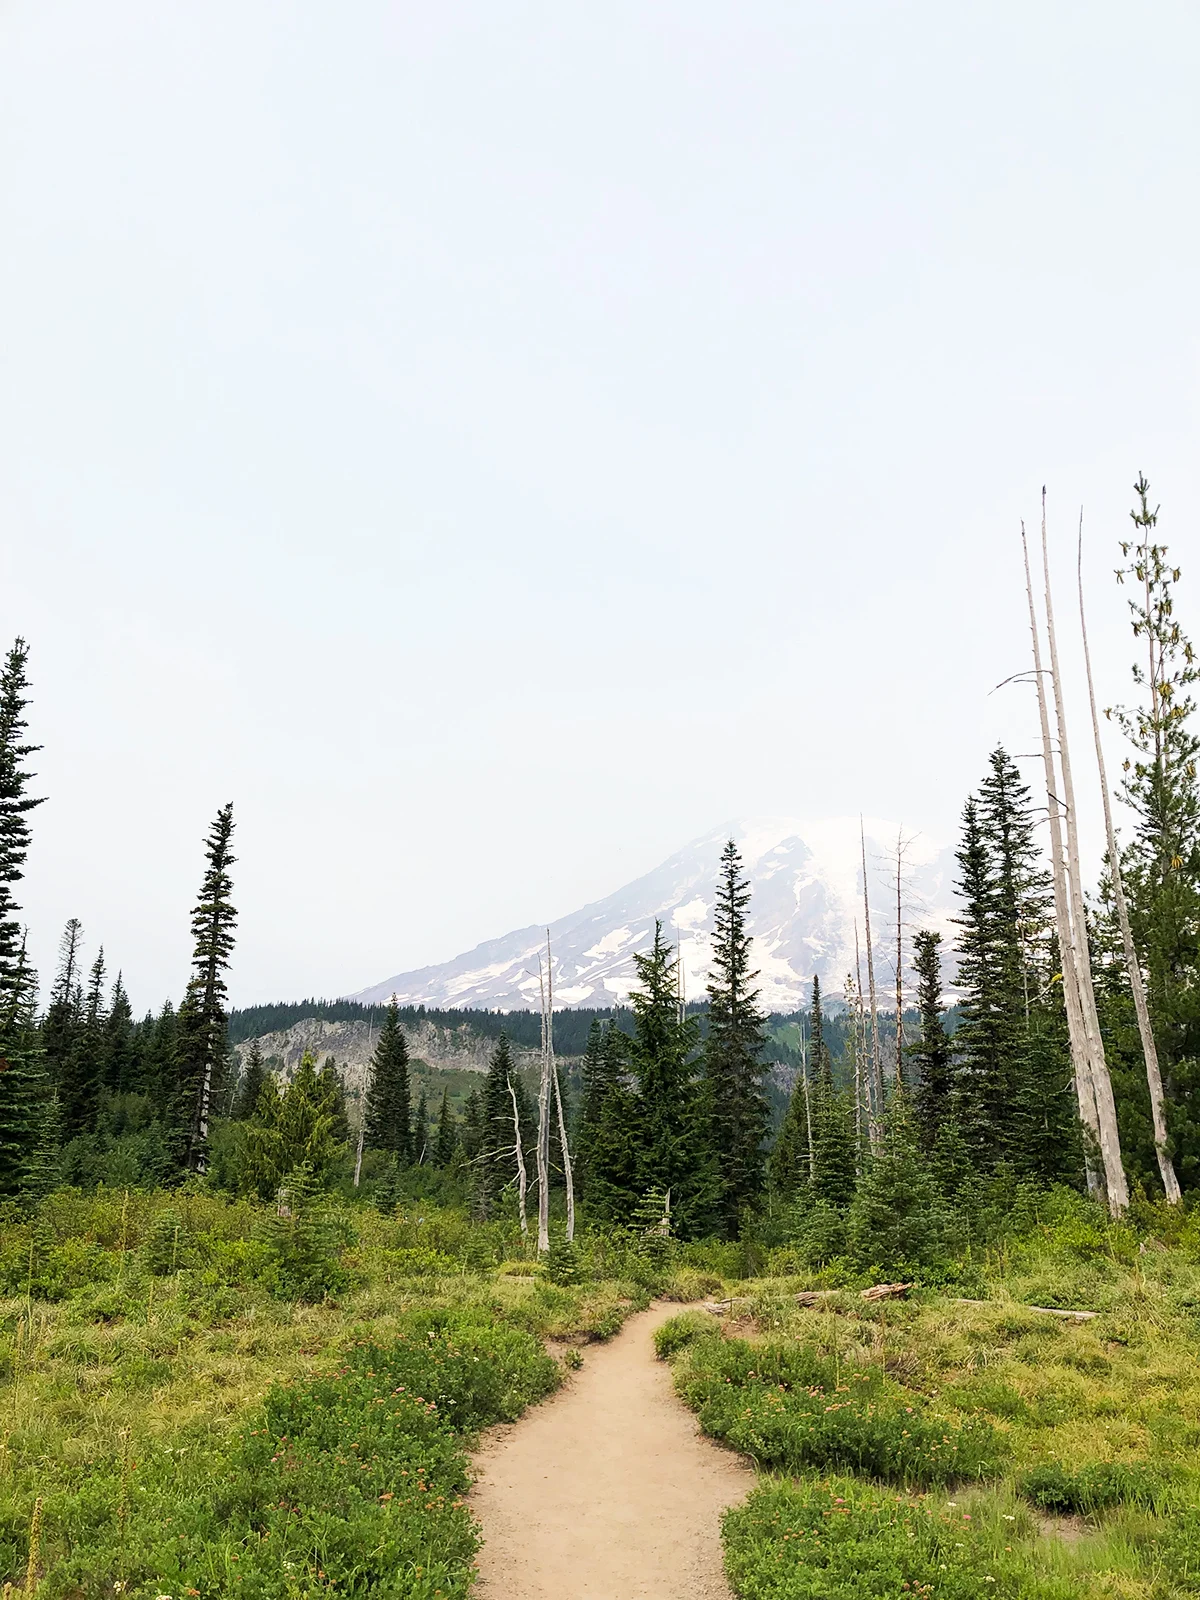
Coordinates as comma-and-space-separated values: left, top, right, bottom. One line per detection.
6, 477, 1200, 1595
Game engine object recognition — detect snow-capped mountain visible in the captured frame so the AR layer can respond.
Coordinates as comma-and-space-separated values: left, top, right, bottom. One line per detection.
351, 818, 959, 1013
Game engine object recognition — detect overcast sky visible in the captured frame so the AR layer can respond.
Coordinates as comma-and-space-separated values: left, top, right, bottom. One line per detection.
3, 1, 1198, 1012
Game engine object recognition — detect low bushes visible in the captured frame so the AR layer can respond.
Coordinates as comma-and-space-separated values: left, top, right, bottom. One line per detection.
723, 1478, 1074, 1600
670, 1334, 1005, 1487
1017, 1459, 1170, 1514
14, 1309, 559, 1599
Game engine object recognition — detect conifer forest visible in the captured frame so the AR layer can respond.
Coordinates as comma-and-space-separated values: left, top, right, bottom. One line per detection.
5, 479, 1200, 1599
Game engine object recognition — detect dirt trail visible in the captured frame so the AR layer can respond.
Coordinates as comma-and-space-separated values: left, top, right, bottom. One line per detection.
470, 1302, 752, 1600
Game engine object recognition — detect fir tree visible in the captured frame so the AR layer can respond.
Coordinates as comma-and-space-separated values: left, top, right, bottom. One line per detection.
1110, 483, 1200, 1187
318, 1056, 351, 1144
238, 1050, 338, 1198
808, 990, 857, 1210
626, 922, 712, 1236
0, 640, 44, 997
480, 1032, 518, 1206
848, 1093, 947, 1274
576, 1021, 638, 1220
908, 929, 952, 1151
45, 920, 88, 1132
459, 1088, 484, 1163
768, 1057, 812, 1200
0, 940, 46, 1197
362, 1000, 413, 1162
174, 804, 238, 1172
434, 1088, 456, 1166
234, 1041, 268, 1120
703, 839, 770, 1237
105, 973, 136, 1096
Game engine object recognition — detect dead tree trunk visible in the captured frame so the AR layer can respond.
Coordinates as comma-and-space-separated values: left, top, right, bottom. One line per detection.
1022, 522, 1104, 1200
1040, 505, 1129, 1214
1078, 522, 1180, 1202
860, 821, 884, 1134
536, 946, 552, 1254
506, 1074, 529, 1238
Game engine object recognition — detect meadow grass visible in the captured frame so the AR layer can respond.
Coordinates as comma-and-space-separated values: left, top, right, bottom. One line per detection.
659, 1194, 1200, 1599
0, 1189, 652, 1597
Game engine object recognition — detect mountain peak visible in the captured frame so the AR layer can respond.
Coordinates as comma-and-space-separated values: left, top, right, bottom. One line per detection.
350, 816, 957, 1012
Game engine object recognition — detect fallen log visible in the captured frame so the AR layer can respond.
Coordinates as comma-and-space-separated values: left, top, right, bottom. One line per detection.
954, 1298, 1099, 1322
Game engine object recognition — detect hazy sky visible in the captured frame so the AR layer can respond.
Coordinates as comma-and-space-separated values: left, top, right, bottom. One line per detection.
3, 2, 1198, 1012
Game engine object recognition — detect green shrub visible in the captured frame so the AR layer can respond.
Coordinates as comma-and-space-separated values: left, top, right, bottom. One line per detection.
654, 1310, 721, 1359
723, 1477, 1074, 1600
1017, 1460, 1168, 1513
674, 1336, 1005, 1487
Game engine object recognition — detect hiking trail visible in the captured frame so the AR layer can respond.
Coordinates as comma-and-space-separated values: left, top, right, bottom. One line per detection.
470, 1301, 752, 1600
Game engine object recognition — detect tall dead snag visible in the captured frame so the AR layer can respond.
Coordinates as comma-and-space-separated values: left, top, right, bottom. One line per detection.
859, 820, 884, 1135
507, 1074, 529, 1237
1078, 521, 1180, 1202
536, 947, 552, 1254
546, 933, 575, 1242
1022, 521, 1104, 1200
1040, 503, 1128, 1214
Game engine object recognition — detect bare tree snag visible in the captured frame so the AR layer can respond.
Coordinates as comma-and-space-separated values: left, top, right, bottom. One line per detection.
507, 1073, 529, 1238
1022, 520, 1104, 1200
1040, 501, 1128, 1214
536, 943, 552, 1254
860, 820, 884, 1133
1078, 520, 1180, 1203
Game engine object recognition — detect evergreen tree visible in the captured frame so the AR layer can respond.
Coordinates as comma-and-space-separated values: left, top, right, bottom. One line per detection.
318, 1056, 351, 1144
848, 1093, 947, 1274
702, 838, 770, 1237
138, 1001, 178, 1100
953, 751, 1077, 1176
45, 920, 89, 1132
0, 640, 44, 997
1110, 482, 1200, 1187
908, 929, 952, 1151
576, 1021, 638, 1220
0, 641, 47, 1193
0, 941, 46, 1197
174, 804, 238, 1172
238, 1051, 338, 1198
434, 1088, 456, 1166
768, 1058, 812, 1200
362, 999, 413, 1162
459, 1088, 484, 1163
626, 922, 712, 1236
480, 1032, 518, 1206
234, 1041, 268, 1120
808, 987, 857, 1210
105, 973, 136, 1096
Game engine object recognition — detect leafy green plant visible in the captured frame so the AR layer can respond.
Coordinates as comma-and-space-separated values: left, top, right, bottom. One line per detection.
673, 1335, 1005, 1486
1017, 1460, 1169, 1513
653, 1310, 721, 1360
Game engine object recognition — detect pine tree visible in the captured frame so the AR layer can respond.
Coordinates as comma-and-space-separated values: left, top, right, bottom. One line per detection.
362, 1000, 413, 1162
238, 1052, 338, 1199
0, 640, 45, 997
459, 1088, 484, 1162
848, 1093, 946, 1274
318, 1056, 351, 1144
174, 804, 238, 1172
434, 1088, 456, 1166
908, 930, 952, 1151
234, 1041, 268, 1120
769, 1062, 812, 1200
627, 922, 712, 1236
1110, 483, 1200, 1188
69, 947, 109, 1131
105, 973, 136, 1096
0, 941, 46, 1198
808, 1001, 857, 1210
480, 1032, 518, 1206
45, 920, 87, 1131
702, 839, 770, 1237
576, 1022, 638, 1220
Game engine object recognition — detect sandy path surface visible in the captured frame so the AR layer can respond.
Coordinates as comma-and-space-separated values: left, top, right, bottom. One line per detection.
470, 1302, 752, 1600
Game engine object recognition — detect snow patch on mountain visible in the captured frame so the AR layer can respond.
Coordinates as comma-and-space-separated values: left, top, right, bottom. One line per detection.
350, 817, 958, 1013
